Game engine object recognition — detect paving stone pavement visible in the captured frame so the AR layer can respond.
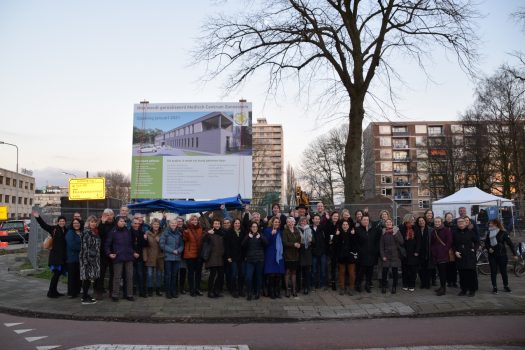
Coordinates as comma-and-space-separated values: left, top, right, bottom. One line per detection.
1, 253, 524, 322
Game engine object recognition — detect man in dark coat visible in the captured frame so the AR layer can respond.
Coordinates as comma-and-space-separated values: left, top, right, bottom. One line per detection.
454, 218, 479, 296
355, 216, 379, 293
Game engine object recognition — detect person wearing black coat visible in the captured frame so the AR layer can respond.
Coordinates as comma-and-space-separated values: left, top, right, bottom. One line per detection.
131, 218, 148, 298
33, 210, 68, 298
242, 221, 268, 300
310, 214, 328, 290
485, 219, 518, 294
415, 216, 435, 289
399, 215, 421, 292
334, 220, 358, 295
325, 212, 340, 291
94, 208, 116, 296
355, 215, 381, 293
355, 216, 379, 293
453, 218, 479, 296
224, 218, 245, 298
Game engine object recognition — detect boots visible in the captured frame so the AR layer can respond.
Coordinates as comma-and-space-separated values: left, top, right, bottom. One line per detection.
274, 277, 281, 298
156, 288, 162, 296
148, 288, 153, 297
436, 286, 446, 296
268, 276, 276, 299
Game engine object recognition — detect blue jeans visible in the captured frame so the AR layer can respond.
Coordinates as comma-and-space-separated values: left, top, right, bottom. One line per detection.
164, 261, 180, 295
147, 266, 163, 288
312, 254, 327, 288
133, 260, 146, 295
245, 261, 263, 295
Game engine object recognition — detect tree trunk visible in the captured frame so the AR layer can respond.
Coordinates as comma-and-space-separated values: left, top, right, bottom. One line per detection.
344, 97, 365, 203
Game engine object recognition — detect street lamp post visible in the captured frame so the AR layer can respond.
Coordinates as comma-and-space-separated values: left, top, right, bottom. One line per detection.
0, 141, 19, 219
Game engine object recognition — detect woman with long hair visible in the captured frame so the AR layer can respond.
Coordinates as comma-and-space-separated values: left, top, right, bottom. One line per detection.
399, 214, 420, 292
263, 216, 285, 298
79, 215, 101, 304
243, 221, 267, 300
485, 218, 518, 293
430, 217, 453, 296
415, 216, 434, 289
144, 218, 164, 296
379, 219, 404, 294
65, 218, 83, 298
282, 216, 301, 297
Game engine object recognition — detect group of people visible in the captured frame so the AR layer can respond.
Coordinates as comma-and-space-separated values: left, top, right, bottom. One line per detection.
32, 202, 519, 304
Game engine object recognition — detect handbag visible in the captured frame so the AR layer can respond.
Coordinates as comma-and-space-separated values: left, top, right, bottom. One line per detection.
42, 234, 53, 250
199, 238, 212, 262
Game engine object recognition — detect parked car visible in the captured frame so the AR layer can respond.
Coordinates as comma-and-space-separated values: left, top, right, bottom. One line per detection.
139, 145, 157, 153
0, 220, 29, 243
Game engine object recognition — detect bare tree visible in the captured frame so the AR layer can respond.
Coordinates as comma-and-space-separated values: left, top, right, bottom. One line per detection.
194, 0, 478, 202
285, 163, 297, 206
97, 171, 131, 203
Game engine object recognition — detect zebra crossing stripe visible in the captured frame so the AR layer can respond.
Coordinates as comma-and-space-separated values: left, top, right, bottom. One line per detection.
25, 336, 48, 342
4, 322, 23, 327
14, 328, 34, 334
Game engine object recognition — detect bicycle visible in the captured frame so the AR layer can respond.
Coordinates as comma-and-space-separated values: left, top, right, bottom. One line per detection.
513, 242, 525, 277
476, 240, 491, 275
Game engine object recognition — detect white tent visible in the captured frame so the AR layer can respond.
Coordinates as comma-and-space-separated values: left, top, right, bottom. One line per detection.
432, 187, 514, 218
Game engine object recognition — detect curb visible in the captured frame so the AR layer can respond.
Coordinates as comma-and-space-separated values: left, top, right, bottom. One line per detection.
0, 305, 524, 324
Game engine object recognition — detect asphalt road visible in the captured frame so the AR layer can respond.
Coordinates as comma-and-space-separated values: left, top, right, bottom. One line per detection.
1, 313, 524, 350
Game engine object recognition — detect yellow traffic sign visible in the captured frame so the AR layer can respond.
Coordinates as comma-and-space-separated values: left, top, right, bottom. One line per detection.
0, 206, 7, 220
68, 177, 106, 200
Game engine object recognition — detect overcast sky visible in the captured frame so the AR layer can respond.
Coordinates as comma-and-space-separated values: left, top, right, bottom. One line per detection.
0, 0, 524, 188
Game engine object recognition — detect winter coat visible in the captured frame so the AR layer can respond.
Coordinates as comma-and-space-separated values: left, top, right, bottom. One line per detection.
356, 225, 380, 267
453, 227, 478, 270
416, 224, 435, 269
282, 226, 301, 262
430, 225, 453, 264
79, 229, 100, 280
379, 227, 404, 268
143, 230, 164, 268
485, 230, 516, 258
182, 224, 203, 259
263, 227, 285, 274
399, 224, 421, 266
131, 228, 148, 260
311, 225, 327, 257
65, 229, 82, 263
97, 220, 116, 259
298, 225, 314, 267
36, 216, 67, 266
104, 226, 135, 263
242, 231, 267, 263
159, 228, 184, 262
334, 228, 359, 264
224, 228, 244, 262
324, 221, 339, 257
203, 231, 224, 268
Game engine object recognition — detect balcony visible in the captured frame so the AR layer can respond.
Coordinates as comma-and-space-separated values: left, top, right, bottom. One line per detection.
393, 169, 409, 175
394, 181, 412, 187
392, 131, 410, 137
394, 194, 412, 200
392, 144, 410, 149
393, 157, 411, 162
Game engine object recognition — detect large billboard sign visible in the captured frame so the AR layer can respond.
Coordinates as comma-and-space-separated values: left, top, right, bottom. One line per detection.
131, 102, 252, 200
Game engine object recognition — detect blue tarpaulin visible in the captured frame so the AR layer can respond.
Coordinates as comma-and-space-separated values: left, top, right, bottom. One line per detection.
127, 195, 247, 215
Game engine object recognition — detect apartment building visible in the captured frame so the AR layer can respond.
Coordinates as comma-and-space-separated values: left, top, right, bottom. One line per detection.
252, 118, 284, 204
363, 121, 466, 214
0, 167, 35, 219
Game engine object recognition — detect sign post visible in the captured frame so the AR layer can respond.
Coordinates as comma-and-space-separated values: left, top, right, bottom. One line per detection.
68, 177, 106, 217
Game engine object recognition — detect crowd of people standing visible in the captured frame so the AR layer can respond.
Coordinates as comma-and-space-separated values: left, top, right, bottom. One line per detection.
32, 202, 520, 304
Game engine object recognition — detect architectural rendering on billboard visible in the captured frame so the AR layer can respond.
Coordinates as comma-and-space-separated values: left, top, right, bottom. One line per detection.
131, 102, 252, 200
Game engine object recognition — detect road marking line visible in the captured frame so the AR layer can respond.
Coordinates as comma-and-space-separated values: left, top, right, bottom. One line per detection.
36, 346, 61, 350
4, 322, 23, 327
25, 336, 48, 342
14, 328, 34, 334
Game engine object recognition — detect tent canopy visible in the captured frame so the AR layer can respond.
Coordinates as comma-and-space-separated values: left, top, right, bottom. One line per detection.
432, 187, 513, 218
127, 195, 246, 215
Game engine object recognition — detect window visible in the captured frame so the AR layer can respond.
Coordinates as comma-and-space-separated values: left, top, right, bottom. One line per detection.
415, 125, 427, 134
19, 180, 23, 188
417, 161, 427, 172
393, 164, 407, 173
392, 126, 407, 133
416, 149, 428, 158
11, 196, 15, 204
192, 137, 194, 147
379, 125, 391, 134
392, 139, 408, 149
380, 188, 393, 198
380, 162, 392, 171
196, 137, 199, 148
379, 136, 391, 147
0, 194, 2, 202
428, 126, 443, 135
18, 197, 21, 204
418, 173, 429, 184
24, 198, 28, 205
393, 151, 408, 160
0, 176, 3, 185
418, 200, 430, 209
453, 135, 463, 145
415, 136, 427, 147
13, 179, 16, 187
24, 182, 28, 190
5, 195, 9, 203
30, 198, 33, 205
419, 188, 430, 197
451, 124, 463, 133
381, 175, 392, 184
6, 177, 10, 186
380, 149, 392, 159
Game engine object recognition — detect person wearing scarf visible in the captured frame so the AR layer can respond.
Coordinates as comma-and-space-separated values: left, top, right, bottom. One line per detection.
263, 216, 285, 298
298, 216, 314, 295
399, 214, 421, 292
282, 216, 301, 297
380, 219, 404, 294
79, 215, 101, 304
453, 217, 478, 296
484, 219, 518, 294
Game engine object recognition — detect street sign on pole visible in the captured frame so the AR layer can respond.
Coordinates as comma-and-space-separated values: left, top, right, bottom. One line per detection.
68, 177, 106, 200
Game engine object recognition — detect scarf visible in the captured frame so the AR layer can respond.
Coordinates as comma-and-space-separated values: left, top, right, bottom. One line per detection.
275, 231, 283, 264
489, 228, 499, 247
300, 225, 312, 249
384, 227, 394, 235
406, 224, 414, 240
